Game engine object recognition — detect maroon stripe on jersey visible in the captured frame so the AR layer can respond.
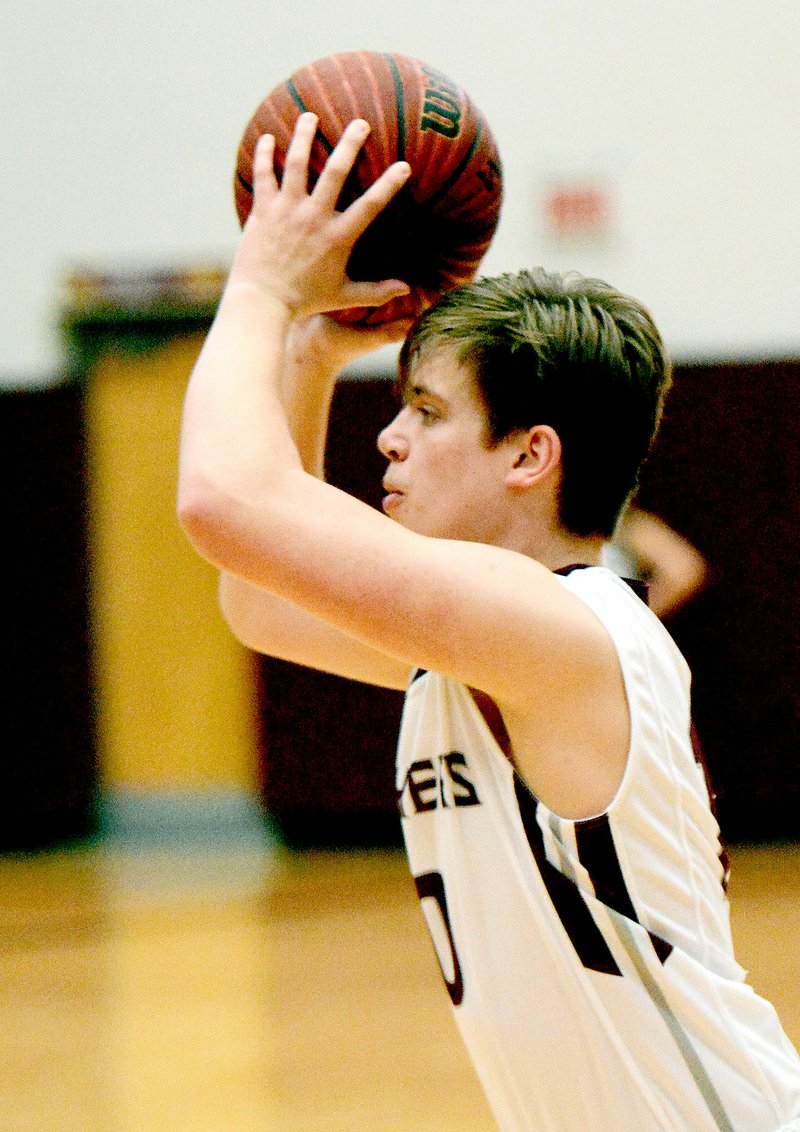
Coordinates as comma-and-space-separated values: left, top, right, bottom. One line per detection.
513, 775, 622, 976
691, 721, 730, 891
576, 814, 673, 964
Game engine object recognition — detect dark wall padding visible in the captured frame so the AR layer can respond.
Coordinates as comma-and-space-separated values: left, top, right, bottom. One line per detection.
636, 360, 799, 842
1, 382, 98, 850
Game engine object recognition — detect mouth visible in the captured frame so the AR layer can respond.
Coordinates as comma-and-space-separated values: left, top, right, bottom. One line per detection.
381, 481, 404, 513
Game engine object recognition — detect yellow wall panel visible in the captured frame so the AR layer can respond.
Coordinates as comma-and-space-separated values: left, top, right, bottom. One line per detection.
84, 331, 258, 793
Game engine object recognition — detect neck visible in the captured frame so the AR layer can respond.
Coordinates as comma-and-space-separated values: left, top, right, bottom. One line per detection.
493, 490, 606, 571
510, 525, 605, 572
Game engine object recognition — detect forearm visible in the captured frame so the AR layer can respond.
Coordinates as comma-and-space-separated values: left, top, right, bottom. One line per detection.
282, 320, 346, 477
178, 281, 302, 533
282, 315, 410, 477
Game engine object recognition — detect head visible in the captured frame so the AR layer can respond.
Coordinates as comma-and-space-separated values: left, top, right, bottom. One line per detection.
397, 268, 671, 538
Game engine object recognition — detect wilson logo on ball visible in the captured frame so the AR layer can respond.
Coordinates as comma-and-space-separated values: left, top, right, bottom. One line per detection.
420, 66, 463, 139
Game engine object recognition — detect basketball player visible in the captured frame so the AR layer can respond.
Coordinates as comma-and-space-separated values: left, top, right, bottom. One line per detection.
178, 114, 800, 1130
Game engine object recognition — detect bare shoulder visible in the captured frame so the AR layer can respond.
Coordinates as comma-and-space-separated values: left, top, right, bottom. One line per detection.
494, 567, 631, 819
399, 537, 617, 709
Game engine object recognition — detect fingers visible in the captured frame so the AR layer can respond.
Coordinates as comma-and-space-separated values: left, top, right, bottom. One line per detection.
315, 117, 413, 227
338, 159, 412, 242
311, 118, 371, 211
298, 313, 414, 371
281, 111, 319, 195
244, 113, 414, 317
252, 133, 278, 201
282, 114, 412, 232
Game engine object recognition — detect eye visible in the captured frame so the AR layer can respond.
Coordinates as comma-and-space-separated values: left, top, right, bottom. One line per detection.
414, 401, 439, 424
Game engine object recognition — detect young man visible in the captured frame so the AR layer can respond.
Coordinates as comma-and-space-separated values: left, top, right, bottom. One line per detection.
178, 114, 800, 1130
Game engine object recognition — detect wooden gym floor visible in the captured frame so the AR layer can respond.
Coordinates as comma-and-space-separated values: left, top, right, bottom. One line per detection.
0, 840, 797, 1131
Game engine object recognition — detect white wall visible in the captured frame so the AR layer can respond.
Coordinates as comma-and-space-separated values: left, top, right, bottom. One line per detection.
3, 0, 799, 384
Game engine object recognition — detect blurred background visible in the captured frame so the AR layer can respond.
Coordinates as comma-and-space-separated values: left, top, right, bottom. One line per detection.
3, 0, 797, 849
1, 3, 798, 1128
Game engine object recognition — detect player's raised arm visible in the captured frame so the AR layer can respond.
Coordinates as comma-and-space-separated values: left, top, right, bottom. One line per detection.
217, 310, 415, 689
180, 115, 419, 686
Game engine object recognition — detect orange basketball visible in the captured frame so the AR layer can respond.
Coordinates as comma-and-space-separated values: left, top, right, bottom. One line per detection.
234, 51, 503, 324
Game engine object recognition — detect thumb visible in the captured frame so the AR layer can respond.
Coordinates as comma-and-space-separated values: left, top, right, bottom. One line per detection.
332, 278, 411, 311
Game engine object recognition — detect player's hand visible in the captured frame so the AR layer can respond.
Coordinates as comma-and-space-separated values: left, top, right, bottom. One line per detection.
231, 113, 413, 317
287, 313, 414, 378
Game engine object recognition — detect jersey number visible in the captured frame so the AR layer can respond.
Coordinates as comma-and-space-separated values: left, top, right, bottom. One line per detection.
414, 871, 464, 1006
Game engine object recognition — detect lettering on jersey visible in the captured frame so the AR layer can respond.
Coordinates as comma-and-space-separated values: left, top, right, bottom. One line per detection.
414, 870, 464, 1006
397, 752, 481, 818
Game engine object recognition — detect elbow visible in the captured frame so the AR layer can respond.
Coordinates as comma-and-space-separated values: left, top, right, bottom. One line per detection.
177, 483, 213, 540
177, 475, 234, 567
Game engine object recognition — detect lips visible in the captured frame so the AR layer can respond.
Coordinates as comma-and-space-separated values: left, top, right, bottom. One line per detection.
381, 480, 404, 514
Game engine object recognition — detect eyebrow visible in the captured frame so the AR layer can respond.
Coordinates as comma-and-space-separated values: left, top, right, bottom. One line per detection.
404, 382, 443, 404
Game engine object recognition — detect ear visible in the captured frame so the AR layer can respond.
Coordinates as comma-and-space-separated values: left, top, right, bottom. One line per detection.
504, 425, 562, 489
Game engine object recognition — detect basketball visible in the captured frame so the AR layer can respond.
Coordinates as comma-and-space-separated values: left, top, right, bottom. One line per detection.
233, 51, 503, 325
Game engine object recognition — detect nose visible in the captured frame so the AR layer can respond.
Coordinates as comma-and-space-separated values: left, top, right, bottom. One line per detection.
377, 409, 409, 462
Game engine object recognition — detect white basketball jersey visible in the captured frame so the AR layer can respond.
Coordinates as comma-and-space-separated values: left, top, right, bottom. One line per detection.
396, 566, 800, 1132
